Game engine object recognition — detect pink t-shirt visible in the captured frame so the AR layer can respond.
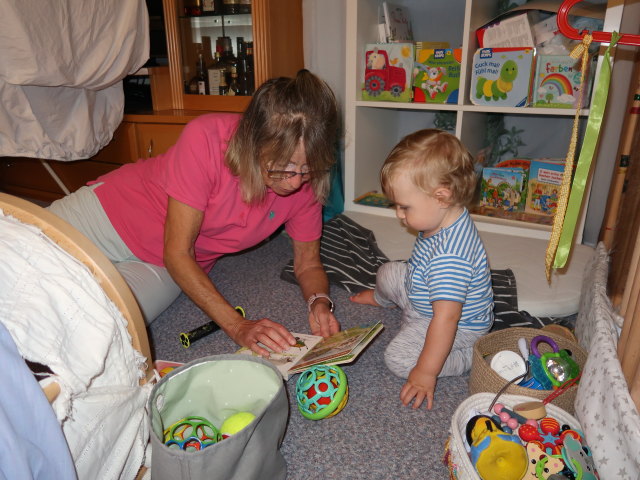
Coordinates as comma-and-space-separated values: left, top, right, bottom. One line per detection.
90, 112, 322, 272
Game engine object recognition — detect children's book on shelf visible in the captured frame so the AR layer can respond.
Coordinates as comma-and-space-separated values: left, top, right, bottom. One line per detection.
378, 2, 413, 43
362, 43, 414, 103
525, 159, 566, 216
237, 322, 384, 380
533, 54, 596, 108
476, 11, 537, 48
480, 167, 527, 212
470, 47, 535, 107
413, 47, 461, 104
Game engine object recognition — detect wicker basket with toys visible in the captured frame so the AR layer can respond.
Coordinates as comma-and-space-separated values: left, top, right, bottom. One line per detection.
469, 327, 586, 414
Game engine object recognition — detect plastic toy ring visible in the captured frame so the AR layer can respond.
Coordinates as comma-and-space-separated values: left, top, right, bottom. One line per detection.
163, 416, 221, 451
530, 335, 559, 357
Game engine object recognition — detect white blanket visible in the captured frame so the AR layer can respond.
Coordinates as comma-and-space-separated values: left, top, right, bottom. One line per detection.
0, 0, 149, 160
574, 243, 640, 479
0, 209, 153, 479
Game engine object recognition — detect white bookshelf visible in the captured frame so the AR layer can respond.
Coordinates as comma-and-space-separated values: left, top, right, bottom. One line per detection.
343, 0, 624, 241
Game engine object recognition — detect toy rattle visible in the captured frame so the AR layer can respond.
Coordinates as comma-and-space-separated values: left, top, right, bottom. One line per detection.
163, 416, 221, 451
296, 364, 348, 420
180, 306, 245, 348
529, 335, 580, 390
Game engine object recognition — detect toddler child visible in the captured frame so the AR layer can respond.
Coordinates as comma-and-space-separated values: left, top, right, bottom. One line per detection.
350, 129, 494, 410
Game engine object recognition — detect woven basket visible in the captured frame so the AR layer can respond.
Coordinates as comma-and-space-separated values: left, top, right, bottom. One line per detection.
445, 392, 582, 480
468, 327, 587, 414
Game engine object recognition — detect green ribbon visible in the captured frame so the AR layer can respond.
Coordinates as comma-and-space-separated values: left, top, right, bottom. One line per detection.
553, 33, 620, 270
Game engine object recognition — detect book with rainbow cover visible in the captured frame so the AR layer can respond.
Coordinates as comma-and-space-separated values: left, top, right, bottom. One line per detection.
533, 54, 595, 109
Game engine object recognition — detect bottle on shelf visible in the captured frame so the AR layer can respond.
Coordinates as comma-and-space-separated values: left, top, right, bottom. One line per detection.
186, 45, 209, 95
201, 0, 224, 14
223, 0, 240, 15
236, 37, 247, 95
219, 74, 230, 96
228, 66, 240, 96
238, 0, 251, 14
245, 41, 254, 95
183, 0, 203, 16
207, 51, 225, 95
217, 36, 238, 89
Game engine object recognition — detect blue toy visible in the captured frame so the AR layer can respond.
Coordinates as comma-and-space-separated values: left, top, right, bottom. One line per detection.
529, 335, 580, 389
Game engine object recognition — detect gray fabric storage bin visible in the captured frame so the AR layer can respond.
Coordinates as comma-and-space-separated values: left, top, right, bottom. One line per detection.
149, 354, 288, 480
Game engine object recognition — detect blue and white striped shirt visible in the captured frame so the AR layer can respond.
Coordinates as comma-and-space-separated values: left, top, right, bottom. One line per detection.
405, 208, 494, 332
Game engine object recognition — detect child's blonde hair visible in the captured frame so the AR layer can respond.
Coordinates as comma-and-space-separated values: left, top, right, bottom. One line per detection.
380, 129, 477, 206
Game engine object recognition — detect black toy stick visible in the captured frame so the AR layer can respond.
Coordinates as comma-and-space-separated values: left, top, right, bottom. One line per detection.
180, 306, 245, 348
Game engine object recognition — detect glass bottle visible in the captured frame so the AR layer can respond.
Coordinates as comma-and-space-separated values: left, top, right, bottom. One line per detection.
207, 51, 225, 95
245, 41, 255, 95
217, 36, 237, 88
236, 37, 247, 95
219, 74, 229, 96
238, 0, 251, 14
223, 0, 239, 15
187, 46, 209, 95
195, 52, 208, 95
228, 66, 240, 96
183, 0, 203, 16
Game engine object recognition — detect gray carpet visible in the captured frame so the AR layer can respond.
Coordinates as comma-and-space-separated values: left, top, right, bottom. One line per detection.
149, 232, 470, 479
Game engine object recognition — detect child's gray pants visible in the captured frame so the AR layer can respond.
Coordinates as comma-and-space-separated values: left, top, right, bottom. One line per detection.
374, 261, 483, 379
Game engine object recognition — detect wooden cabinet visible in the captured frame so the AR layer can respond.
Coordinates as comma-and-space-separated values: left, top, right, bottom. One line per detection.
134, 122, 184, 160
0, 114, 192, 203
161, 0, 304, 112
344, 0, 624, 241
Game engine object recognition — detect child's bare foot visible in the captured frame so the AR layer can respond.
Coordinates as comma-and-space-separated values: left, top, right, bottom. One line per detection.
349, 289, 380, 306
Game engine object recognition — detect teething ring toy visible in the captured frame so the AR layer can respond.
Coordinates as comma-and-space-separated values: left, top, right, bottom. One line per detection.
163, 416, 221, 451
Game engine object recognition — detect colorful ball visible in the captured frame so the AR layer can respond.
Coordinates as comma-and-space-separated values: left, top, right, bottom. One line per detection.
220, 411, 256, 439
295, 364, 348, 420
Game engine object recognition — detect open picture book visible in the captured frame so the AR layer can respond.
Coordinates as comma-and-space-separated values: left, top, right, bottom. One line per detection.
237, 321, 384, 380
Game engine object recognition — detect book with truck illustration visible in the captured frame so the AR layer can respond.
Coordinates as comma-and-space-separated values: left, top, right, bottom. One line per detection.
362, 43, 414, 103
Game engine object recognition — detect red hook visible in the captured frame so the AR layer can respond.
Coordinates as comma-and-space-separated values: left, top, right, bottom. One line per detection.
557, 0, 640, 46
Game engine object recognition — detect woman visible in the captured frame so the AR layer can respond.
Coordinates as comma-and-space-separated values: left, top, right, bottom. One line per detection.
48, 70, 341, 357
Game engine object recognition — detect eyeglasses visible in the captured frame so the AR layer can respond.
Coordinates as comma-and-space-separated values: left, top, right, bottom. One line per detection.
266, 169, 329, 181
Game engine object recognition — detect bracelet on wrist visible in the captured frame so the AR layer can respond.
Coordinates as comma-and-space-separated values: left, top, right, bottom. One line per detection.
307, 293, 334, 313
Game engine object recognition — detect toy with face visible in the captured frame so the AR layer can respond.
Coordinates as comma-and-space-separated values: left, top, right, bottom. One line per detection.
523, 442, 565, 479
561, 435, 599, 480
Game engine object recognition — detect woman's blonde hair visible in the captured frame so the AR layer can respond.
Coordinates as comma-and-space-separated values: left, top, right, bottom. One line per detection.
380, 129, 478, 207
226, 70, 339, 204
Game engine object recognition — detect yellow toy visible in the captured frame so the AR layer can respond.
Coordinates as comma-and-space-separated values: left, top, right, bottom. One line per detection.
467, 415, 528, 480
220, 411, 256, 439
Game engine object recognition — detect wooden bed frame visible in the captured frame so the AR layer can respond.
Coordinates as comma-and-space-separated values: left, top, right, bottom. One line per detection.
599, 51, 640, 412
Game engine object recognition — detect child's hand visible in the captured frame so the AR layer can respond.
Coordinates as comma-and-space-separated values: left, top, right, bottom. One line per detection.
400, 368, 437, 410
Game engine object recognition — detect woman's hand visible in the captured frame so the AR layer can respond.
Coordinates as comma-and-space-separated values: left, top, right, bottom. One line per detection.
400, 367, 437, 410
230, 316, 297, 358
308, 301, 340, 337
